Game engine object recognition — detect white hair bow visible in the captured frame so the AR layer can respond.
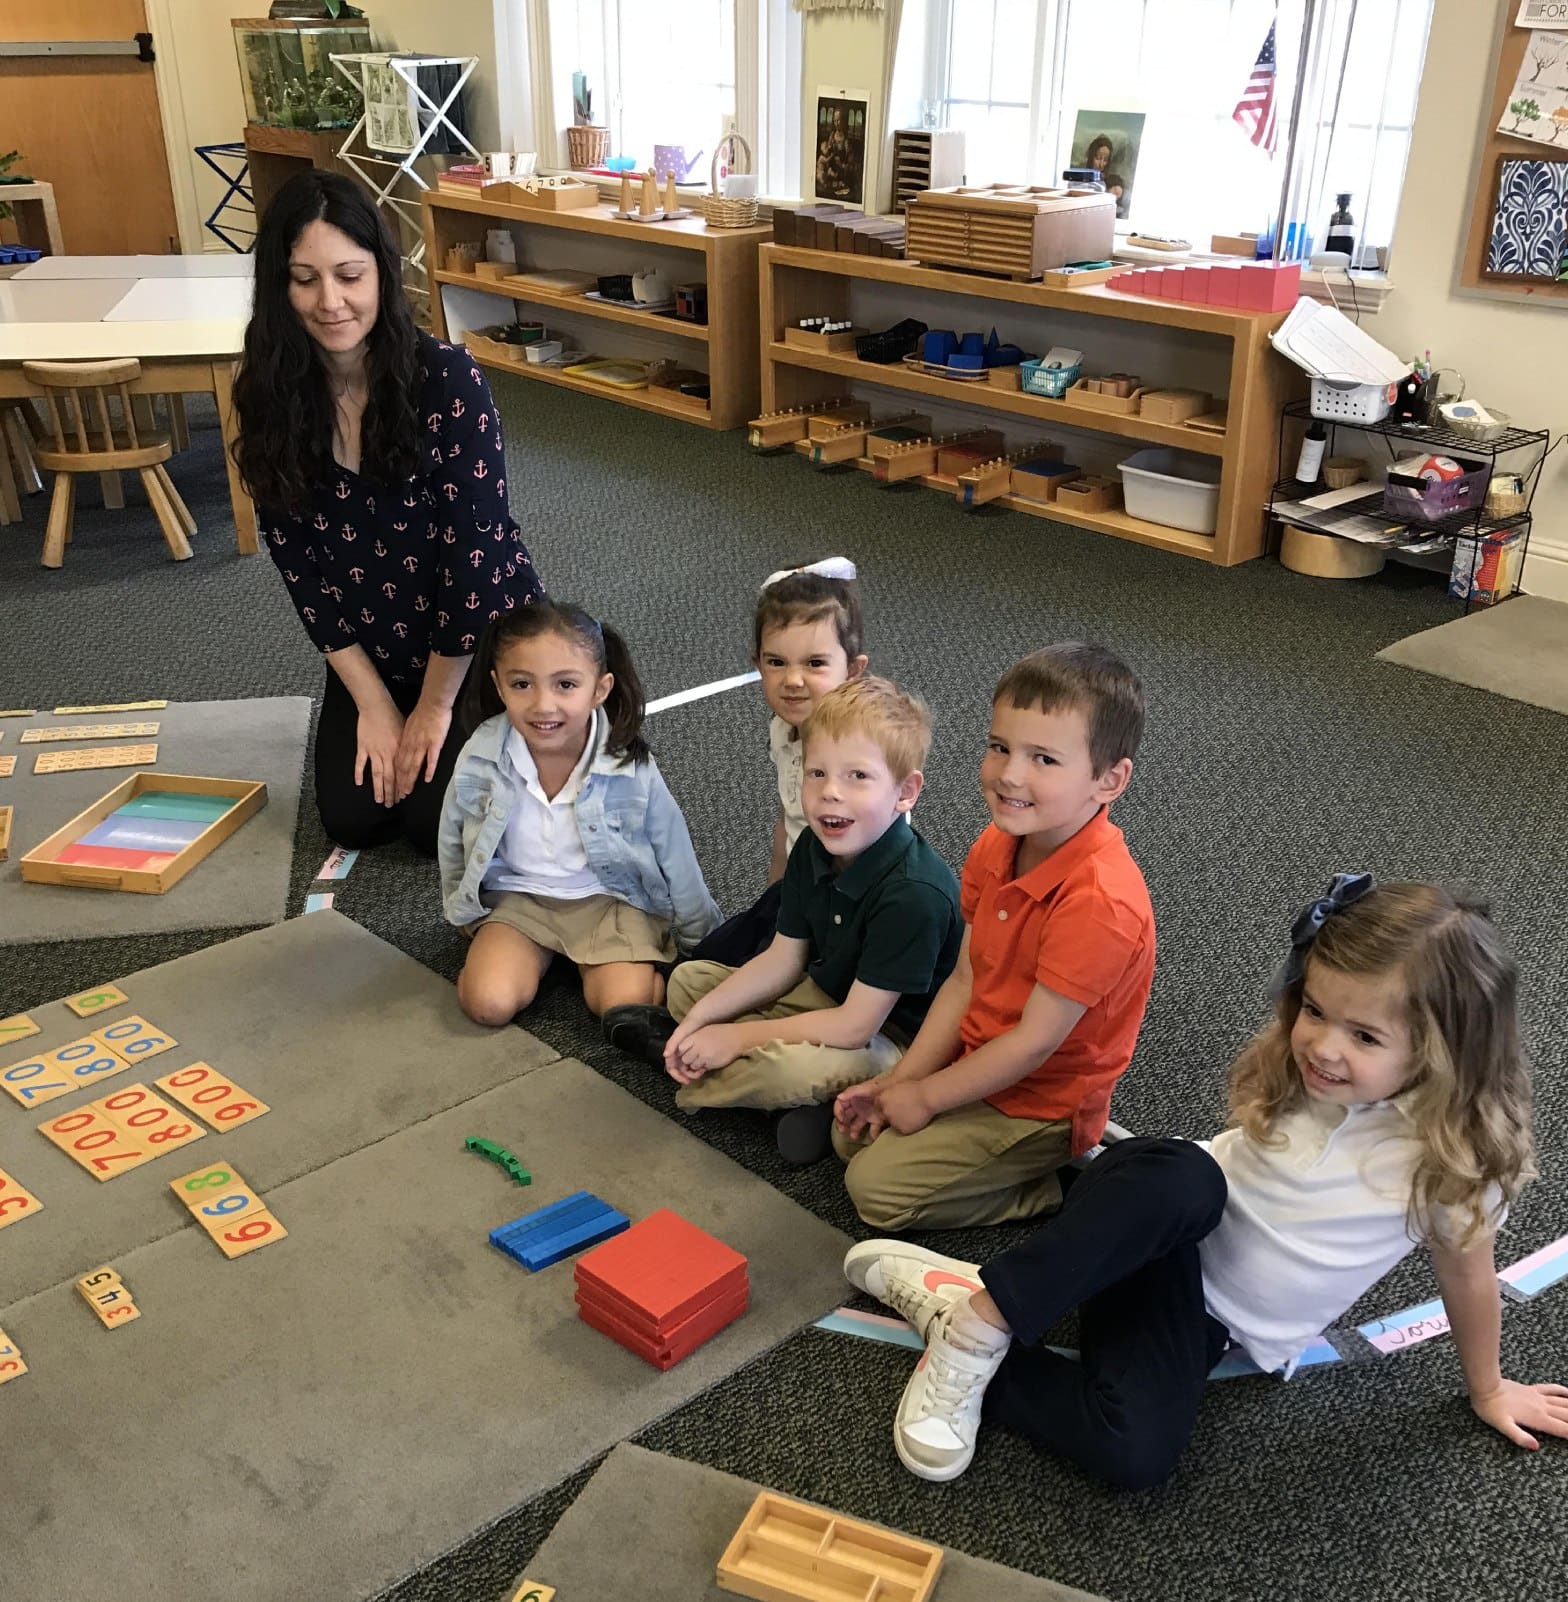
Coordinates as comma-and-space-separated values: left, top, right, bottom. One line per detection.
761, 556, 858, 591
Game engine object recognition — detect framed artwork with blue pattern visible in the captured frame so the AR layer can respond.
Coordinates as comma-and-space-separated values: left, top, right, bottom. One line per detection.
1484, 156, 1568, 284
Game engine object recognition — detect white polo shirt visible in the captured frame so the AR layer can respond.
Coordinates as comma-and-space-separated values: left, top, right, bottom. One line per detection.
1200, 1097, 1451, 1377
483, 710, 608, 900
768, 715, 807, 850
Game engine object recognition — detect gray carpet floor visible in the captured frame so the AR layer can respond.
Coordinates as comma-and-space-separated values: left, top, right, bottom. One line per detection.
1, 381, 1565, 1602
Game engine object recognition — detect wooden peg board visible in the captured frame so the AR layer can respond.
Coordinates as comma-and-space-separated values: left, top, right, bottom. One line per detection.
33, 744, 158, 774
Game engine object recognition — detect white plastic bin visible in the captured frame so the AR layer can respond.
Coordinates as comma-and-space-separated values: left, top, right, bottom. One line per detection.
1117, 448, 1224, 536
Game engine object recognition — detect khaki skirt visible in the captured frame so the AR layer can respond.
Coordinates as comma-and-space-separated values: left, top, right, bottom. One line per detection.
483, 890, 675, 966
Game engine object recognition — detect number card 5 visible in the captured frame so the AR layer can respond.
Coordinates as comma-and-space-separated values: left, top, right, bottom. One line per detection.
91, 1015, 177, 1064
155, 1062, 270, 1131
0, 1165, 44, 1232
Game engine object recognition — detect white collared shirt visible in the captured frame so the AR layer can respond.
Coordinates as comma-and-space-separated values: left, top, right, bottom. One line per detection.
483, 709, 608, 899
1200, 1097, 1436, 1377
768, 715, 807, 850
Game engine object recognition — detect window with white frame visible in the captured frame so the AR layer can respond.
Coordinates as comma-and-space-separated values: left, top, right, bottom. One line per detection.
915, 0, 1433, 262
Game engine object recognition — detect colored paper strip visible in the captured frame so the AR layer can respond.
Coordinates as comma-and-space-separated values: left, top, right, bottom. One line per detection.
316, 847, 360, 881
81, 816, 207, 853
304, 892, 335, 914
1358, 1298, 1450, 1355
1500, 1235, 1568, 1298
55, 844, 177, 871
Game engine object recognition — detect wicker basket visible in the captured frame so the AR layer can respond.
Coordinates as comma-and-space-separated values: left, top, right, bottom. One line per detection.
702, 133, 758, 229
567, 126, 609, 169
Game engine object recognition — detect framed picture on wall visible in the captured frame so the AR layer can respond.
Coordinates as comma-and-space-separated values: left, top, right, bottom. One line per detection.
1068, 110, 1146, 219
814, 88, 869, 207
1484, 155, 1568, 283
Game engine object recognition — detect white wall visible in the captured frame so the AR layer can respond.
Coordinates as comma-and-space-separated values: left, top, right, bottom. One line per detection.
1377, 0, 1567, 600
800, 9, 888, 211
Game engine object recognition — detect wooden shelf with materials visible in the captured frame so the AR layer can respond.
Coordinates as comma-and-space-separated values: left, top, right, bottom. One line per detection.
422, 190, 770, 431
759, 243, 1301, 566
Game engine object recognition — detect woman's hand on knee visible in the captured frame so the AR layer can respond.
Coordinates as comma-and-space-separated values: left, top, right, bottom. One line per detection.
355, 700, 405, 807
394, 700, 451, 803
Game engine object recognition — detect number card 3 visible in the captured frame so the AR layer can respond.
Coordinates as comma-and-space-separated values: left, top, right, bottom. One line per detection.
155, 1063, 269, 1131
0, 1164, 44, 1232
64, 984, 129, 1019
90, 1084, 205, 1159
213, 1210, 287, 1259
2, 1036, 131, 1107
91, 1016, 177, 1065
0, 1328, 26, 1386
38, 1106, 154, 1180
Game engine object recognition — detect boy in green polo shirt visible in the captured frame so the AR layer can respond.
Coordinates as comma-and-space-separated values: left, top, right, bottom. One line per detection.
608, 677, 961, 1165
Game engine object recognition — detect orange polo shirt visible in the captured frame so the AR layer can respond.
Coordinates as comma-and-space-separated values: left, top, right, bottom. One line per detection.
958, 808, 1155, 1152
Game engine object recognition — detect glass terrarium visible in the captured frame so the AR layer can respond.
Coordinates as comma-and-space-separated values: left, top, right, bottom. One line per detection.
233, 17, 371, 130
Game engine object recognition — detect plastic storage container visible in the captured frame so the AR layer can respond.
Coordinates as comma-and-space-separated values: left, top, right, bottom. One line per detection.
1383, 456, 1491, 521
1309, 375, 1396, 424
1117, 448, 1224, 535
1020, 358, 1082, 398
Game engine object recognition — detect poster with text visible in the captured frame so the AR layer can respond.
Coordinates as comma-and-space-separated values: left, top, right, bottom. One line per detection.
1497, 29, 1568, 146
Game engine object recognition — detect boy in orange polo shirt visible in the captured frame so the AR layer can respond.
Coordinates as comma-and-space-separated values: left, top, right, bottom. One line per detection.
833, 642, 1153, 1230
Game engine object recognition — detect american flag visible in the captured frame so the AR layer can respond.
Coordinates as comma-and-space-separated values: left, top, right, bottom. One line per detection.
1233, 20, 1279, 154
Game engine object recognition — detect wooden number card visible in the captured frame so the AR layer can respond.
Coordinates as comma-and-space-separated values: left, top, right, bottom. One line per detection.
54, 700, 167, 714
90, 1084, 205, 1159
155, 1062, 269, 1130
19, 723, 161, 744
38, 1105, 154, 1180
188, 1181, 267, 1233
90, 1015, 176, 1066
170, 1160, 243, 1204
0, 1329, 26, 1386
32, 744, 158, 774
0, 1013, 42, 1048
0, 805, 10, 862
2, 1035, 131, 1108
0, 1164, 43, 1232
0, 756, 16, 777
64, 984, 129, 1019
212, 1211, 287, 1259
76, 1267, 122, 1300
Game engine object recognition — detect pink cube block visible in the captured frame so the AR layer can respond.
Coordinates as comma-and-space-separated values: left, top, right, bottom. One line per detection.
1109, 271, 1138, 293
1157, 268, 1186, 299
1120, 270, 1148, 295
1207, 265, 1243, 306
1182, 267, 1212, 302
1237, 261, 1302, 312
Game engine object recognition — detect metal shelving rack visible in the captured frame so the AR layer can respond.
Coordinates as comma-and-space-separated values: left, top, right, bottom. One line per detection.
1267, 399, 1551, 607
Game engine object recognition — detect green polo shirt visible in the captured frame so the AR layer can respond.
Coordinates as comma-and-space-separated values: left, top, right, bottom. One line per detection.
776, 816, 962, 1039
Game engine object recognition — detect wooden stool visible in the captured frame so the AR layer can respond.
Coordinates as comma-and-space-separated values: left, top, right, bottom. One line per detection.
22, 358, 196, 569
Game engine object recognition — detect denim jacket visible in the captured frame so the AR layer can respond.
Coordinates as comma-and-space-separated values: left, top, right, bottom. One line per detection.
438, 712, 721, 950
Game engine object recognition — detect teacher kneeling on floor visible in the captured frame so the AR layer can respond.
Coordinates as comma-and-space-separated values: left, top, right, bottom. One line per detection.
232, 170, 544, 855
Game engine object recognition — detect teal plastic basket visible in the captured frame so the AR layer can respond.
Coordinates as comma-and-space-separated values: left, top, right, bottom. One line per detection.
1020, 359, 1082, 398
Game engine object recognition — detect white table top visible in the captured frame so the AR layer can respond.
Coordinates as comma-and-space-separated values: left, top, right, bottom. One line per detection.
16, 254, 255, 281
0, 269, 250, 363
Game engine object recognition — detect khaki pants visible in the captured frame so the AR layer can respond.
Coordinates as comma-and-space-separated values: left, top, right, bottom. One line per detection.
667, 960, 904, 1113
832, 1098, 1074, 1231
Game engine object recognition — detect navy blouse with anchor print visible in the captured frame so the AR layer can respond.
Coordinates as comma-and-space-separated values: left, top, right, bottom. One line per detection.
261, 331, 544, 686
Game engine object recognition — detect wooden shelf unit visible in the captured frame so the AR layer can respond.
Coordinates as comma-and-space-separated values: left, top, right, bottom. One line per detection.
422, 191, 770, 430
760, 243, 1300, 565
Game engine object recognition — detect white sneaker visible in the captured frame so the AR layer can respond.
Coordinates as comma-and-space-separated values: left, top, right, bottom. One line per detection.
842, 1241, 984, 1342
893, 1301, 1010, 1482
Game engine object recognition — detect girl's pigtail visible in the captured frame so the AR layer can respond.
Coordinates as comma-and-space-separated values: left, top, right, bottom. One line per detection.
599, 622, 649, 762
462, 616, 508, 733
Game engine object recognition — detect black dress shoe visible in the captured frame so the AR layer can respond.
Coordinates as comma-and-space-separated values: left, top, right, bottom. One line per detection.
773, 1102, 836, 1166
601, 1003, 677, 1066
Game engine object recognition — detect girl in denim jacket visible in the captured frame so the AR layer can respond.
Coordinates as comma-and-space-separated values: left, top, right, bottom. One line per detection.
439, 602, 719, 1027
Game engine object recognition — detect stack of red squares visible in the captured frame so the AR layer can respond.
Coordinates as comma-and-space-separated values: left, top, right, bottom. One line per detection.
574, 1209, 749, 1370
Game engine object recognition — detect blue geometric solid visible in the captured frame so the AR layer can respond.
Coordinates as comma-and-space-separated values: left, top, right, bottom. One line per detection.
489, 1191, 630, 1271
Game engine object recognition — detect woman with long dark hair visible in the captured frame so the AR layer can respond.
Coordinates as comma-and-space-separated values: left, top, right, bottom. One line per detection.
233, 170, 544, 855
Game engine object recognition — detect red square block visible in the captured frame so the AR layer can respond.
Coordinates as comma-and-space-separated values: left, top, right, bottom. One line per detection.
576, 1280, 749, 1370
1182, 267, 1212, 302
1207, 265, 1243, 306
574, 1208, 747, 1329
1237, 261, 1301, 311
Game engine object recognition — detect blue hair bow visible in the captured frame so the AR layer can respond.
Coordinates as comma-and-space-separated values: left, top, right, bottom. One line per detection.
1272, 872, 1375, 998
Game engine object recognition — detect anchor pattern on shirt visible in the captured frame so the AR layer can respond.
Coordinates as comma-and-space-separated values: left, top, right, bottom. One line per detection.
261, 334, 542, 683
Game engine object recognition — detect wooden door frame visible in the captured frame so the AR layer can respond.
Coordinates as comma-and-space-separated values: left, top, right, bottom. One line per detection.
145, 0, 207, 253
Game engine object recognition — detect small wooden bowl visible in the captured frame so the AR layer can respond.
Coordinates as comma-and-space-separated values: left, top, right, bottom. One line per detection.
1279, 524, 1385, 579
1322, 457, 1365, 489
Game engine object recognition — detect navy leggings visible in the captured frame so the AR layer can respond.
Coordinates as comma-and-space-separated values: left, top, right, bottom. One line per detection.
980, 1137, 1231, 1490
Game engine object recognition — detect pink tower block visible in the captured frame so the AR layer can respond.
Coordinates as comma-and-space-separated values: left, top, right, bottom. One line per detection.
1237, 261, 1302, 312
1182, 266, 1212, 303
1207, 264, 1243, 306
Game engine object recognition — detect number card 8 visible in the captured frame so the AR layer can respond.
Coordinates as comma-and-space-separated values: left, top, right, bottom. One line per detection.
90, 1016, 176, 1064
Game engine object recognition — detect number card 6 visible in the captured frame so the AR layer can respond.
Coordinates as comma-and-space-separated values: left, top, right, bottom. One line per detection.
216, 1209, 287, 1259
